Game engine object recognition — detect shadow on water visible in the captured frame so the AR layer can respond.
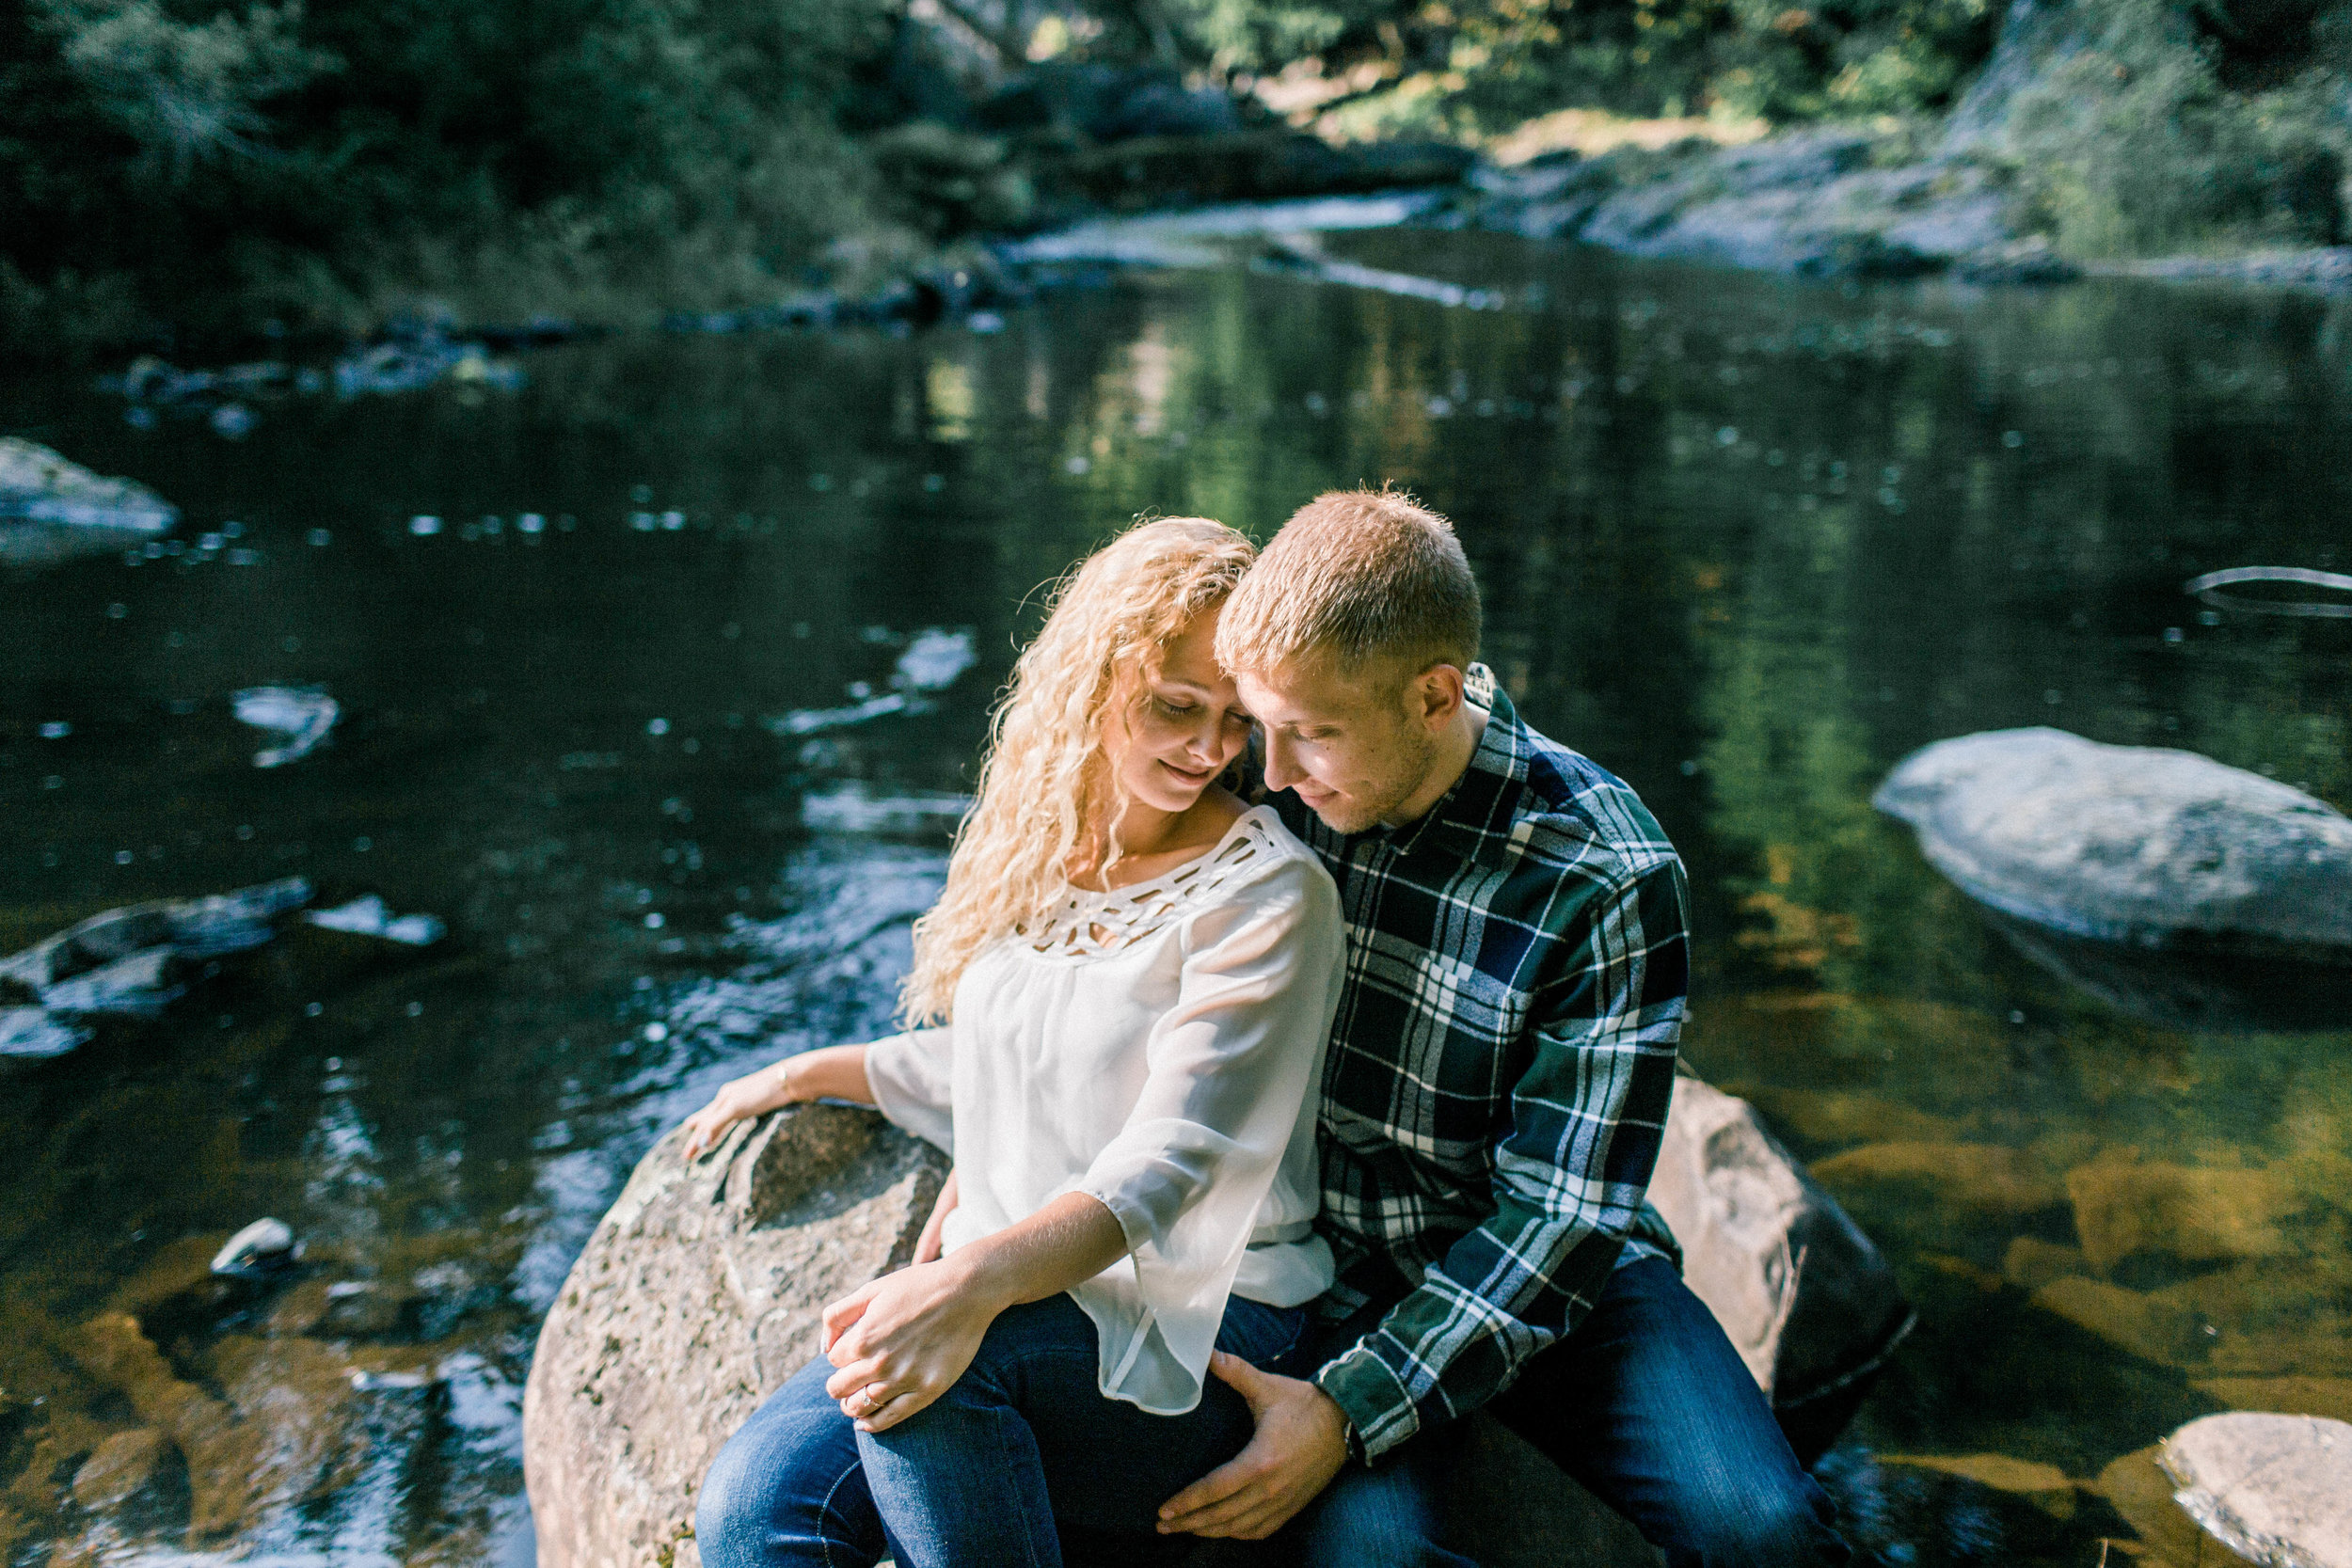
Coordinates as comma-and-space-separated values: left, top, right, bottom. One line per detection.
2, 229, 2349, 1563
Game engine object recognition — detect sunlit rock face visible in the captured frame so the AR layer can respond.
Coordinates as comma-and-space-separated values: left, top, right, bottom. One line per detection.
0, 437, 178, 568
521, 1106, 948, 1568
524, 1081, 1908, 1568
1873, 728, 2352, 1027
2161, 1413, 2352, 1568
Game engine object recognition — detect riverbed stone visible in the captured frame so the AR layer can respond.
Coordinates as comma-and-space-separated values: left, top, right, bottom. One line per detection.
0, 437, 177, 534
1809, 1140, 2066, 1215
2000, 1236, 2087, 1291
526, 1080, 1907, 1568
2196, 1378, 2352, 1425
2094, 1445, 2245, 1566
2161, 1413, 2352, 1568
2066, 1161, 2300, 1275
2030, 1276, 2203, 1366
1875, 1452, 2076, 1517
69, 1428, 169, 1511
1872, 728, 2352, 964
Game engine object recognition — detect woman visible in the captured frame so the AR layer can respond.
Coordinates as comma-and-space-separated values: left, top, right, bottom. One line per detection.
684, 517, 1343, 1568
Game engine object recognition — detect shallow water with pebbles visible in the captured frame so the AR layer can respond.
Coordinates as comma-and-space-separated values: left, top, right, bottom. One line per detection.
2, 230, 2348, 1565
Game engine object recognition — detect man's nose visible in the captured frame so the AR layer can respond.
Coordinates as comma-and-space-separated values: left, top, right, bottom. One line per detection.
1263, 732, 1302, 790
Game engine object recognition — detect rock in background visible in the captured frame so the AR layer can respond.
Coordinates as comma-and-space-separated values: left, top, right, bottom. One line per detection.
1872, 728, 2352, 966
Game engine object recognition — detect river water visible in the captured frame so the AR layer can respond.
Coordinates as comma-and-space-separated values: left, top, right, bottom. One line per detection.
3, 225, 2348, 1566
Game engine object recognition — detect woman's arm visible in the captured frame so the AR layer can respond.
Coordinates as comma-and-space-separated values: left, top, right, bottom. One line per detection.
818, 1190, 1129, 1431
679, 1044, 873, 1161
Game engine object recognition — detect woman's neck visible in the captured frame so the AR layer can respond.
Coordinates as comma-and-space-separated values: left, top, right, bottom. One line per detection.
1070, 786, 1246, 892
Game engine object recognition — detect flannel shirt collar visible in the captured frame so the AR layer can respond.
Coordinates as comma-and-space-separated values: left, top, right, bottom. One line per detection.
1362, 663, 1529, 870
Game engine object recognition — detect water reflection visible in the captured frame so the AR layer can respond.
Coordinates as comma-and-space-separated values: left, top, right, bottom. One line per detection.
3, 233, 2348, 1564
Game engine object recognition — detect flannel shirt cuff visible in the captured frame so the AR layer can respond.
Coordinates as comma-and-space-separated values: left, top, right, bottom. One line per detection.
1314, 1344, 1418, 1464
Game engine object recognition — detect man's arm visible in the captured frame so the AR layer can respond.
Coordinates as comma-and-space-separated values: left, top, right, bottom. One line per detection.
1159, 858, 1689, 1536
1319, 857, 1689, 1455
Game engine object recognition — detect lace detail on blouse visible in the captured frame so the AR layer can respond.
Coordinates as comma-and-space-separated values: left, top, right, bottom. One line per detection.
1022, 810, 1283, 959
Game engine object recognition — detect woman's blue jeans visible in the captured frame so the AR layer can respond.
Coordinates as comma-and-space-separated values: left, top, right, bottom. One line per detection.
696, 1291, 1311, 1568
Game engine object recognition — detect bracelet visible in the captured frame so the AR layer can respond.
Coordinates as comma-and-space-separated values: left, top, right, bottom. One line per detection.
773, 1059, 797, 1099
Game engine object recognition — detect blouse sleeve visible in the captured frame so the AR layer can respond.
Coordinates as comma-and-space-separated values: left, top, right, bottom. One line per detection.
1073, 850, 1343, 1413
863, 1025, 955, 1153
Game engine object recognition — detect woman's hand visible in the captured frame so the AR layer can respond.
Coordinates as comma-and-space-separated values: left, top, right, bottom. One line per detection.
679, 1063, 789, 1162
913, 1169, 960, 1265
820, 1257, 996, 1433
678, 1044, 876, 1163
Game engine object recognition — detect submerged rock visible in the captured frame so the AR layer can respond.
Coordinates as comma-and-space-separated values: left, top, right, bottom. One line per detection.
0, 879, 441, 1054
524, 1080, 1907, 1568
70, 1428, 170, 1512
306, 895, 445, 945
1810, 1140, 2066, 1215
0, 437, 178, 568
232, 686, 340, 768
2066, 1161, 2299, 1275
1873, 728, 2352, 966
211, 1218, 300, 1279
2161, 1413, 2352, 1568
0, 437, 178, 533
2031, 1276, 2204, 1366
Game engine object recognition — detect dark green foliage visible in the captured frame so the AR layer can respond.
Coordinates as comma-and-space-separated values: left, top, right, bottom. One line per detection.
1997, 0, 2352, 255
1, 0, 899, 350
10, 0, 2352, 354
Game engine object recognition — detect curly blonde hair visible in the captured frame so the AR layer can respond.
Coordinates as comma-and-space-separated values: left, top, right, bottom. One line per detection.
901, 516, 1256, 1025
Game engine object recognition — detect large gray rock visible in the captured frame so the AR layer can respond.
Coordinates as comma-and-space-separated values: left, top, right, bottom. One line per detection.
2160, 1413, 2352, 1568
1646, 1078, 1915, 1453
525, 1080, 1907, 1568
0, 436, 177, 567
522, 1106, 947, 1568
1465, 126, 2022, 279
1874, 728, 2352, 965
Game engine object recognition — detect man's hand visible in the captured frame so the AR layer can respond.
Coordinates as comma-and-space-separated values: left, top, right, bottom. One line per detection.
1156, 1353, 1349, 1540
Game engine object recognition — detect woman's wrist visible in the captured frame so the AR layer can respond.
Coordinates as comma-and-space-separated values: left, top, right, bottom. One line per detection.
767, 1056, 802, 1106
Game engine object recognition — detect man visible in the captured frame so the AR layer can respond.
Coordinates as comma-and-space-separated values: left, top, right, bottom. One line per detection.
1155, 489, 1848, 1566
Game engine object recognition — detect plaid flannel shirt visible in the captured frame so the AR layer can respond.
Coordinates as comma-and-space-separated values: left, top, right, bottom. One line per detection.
1268, 665, 1690, 1463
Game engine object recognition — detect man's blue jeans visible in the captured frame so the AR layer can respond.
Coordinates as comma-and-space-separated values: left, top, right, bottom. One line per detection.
696, 1291, 1312, 1568
1292, 1257, 1851, 1568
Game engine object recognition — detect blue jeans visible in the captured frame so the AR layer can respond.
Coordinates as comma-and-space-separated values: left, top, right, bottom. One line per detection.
697, 1291, 1311, 1568
1294, 1258, 1851, 1568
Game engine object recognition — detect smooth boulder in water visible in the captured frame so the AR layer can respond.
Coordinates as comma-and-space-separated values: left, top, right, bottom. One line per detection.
1872, 728, 2352, 963
2160, 1412, 2352, 1568
211, 1217, 300, 1278
0, 436, 178, 567
233, 686, 340, 768
522, 1078, 1904, 1568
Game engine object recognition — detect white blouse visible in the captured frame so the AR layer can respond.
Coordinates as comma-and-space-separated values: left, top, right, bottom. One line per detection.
863, 805, 1343, 1416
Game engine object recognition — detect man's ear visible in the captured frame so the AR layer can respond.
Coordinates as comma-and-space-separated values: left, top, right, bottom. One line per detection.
1410, 661, 1467, 732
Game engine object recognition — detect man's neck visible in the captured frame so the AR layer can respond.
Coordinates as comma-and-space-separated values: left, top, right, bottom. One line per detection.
1380, 703, 1490, 830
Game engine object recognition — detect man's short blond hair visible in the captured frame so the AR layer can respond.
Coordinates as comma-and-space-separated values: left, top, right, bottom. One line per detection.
1217, 488, 1481, 679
